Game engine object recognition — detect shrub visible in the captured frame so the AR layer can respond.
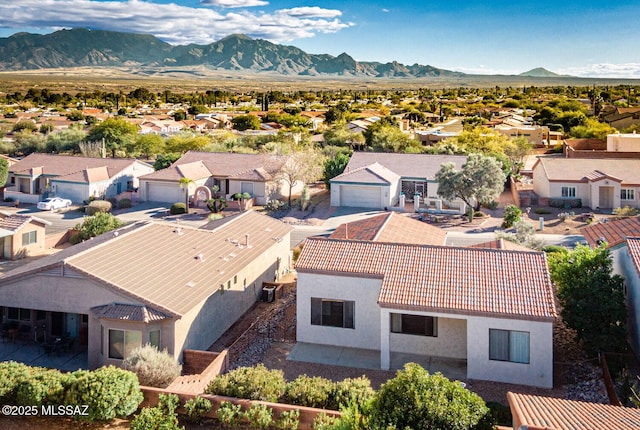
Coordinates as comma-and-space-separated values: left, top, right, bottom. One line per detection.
170, 202, 187, 215
184, 396, 213, 424
131, 394, 183, 430
368, 363, 489, 430
64, 366, 143, 421
16, 368, 75, 407
312, 412, 339, 430
123, 344, 182, 388
549, 198, 581, 208
216, 401, 243, 428
474, 210, 485, 218
481, 200, 499, 210
275, 409, 300, 430
3, 197, 13, 202
243, 403, 273, 429
486, 401, 512, 427
613, 206, 640, 217
118, 198, 132, 209
70, 212, 122, 244
534, 207, 551, 215
85, 199, 113, 215
330, 377, 375, 411
206, 364, 286, 402
502, 204, 522, 228
557, 211, 573, 222
0, 361, 31, 403
283, 375, 335, 409
265, 199, 288, 211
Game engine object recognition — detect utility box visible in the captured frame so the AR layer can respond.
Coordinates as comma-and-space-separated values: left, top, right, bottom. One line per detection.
262, 286, 275, 303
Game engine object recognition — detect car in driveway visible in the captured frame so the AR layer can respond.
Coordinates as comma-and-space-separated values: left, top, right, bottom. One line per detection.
36, 197, 72, 211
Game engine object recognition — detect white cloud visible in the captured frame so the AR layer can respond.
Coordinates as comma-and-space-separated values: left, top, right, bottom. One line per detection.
0, 0, 352, 45
382, 8, 390, 13
449, 65, 520, 76
558, 63, 640, 79
200, 0, 268, 7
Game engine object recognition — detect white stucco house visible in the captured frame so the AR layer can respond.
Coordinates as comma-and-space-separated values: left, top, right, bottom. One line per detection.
330, 152, 468, 211
296, 238, 557, 388
139, 151, 303, 206
0, 211, 292, 369
5, 153, 154, 204
532, 157, 640, 210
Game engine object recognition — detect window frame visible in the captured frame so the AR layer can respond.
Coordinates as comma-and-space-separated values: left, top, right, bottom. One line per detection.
621, 188, 635, 201
7, 307, 30, 322
149, 330, 161, 349
489, 329, 530, 364
311, 298, 355, 329
561, 186, 576, 198
108, 328, 142, 360
240, 182, 254, 195
390, 313, 438, 337
21, 230, 37, 246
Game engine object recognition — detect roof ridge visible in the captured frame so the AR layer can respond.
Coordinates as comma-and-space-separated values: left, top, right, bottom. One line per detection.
372, 212, 394, 241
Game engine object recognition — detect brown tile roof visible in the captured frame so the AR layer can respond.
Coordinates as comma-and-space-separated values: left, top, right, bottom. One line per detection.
343, 152, 467, 180
580, 216, 640, 248
0, 211, 292, 317
533, 157, 640, 185
296, 238, 556, 321
91, 303, 170, 322
508, 392, 640, 430
0, 211, 50, 233
329, 213, 446, 245
625, 237, 640, 276
470, 238, 533, 252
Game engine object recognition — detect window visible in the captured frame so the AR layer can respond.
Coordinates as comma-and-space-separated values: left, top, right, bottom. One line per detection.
311, 298, 354, 329
108, 329, 142, 360
21, 231, 37, 246
240, 182, 254, 195
561, 187, 576, 198
621, 189, 635, 201
390, 313, 437, 337
234, 275, 238, 284
100, 325, 104, 356
149, 330, 161, 349
489, 329, 530, 364
8, 307, 30, 322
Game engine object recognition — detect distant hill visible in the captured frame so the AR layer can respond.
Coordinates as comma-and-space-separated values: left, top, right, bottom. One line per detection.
0, 28, 465, 78
519, 67, 563, 77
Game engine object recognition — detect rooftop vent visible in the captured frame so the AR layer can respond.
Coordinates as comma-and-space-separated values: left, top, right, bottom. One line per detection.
186, 281, 196, 288
195, 253, 205, 262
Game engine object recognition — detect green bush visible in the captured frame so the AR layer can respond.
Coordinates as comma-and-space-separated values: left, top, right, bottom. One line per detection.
243, 403, 273, 429
368, 363, 490, 430
312, 412, 339, 430
64, 366, 143, 421
330, 377, 375, 411
206, 364, 286, 402
118, 198, 132, 209
534, 207, 551, 215
0, 361, 31, 403
16, 368, 76, 406
70, 212, 122, 244
131, 394, 183, 430
216, 401, 243, 428
481, 200, 499, 210
85, 199, 113, 215
265, 199, 288, 211
283, 375, 335, 409
170, 202, 187, 215
184, 396, 213, 424
502, 204, 522, 228
550, 198, 581, 208
275, 409, 300, 430
122, 344, 182, 388
613, 206, 640, 217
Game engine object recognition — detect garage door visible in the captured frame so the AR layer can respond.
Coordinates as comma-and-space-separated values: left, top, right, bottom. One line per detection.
339, 185, 382, 208
146, 182, 184, 203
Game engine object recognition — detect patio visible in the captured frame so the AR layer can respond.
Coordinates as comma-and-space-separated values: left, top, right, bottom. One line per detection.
0, 339, 87, 371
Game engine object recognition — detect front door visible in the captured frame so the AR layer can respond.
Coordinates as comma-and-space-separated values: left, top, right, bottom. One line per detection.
66, 313, 79, 338
599, 186, 614, 209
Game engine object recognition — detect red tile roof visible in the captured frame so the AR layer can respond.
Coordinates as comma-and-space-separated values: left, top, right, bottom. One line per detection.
0, 211, 50, 232
296, 238, 556, 321
471, 238, 533, 252
508, 392, 640, 430
329, 212, 446, 245
580, 216, 640, 248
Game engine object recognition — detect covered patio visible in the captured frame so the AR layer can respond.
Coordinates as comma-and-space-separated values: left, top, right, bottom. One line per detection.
0, 338, 87, 371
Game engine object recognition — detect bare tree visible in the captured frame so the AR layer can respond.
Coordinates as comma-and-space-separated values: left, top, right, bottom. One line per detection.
276, 151, 324, 207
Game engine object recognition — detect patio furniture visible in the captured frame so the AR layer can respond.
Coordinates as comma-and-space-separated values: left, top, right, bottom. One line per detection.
17, 325, 31, 342
43, 338, 63, 355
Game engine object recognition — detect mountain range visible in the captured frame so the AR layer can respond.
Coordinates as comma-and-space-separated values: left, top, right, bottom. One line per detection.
0, 28, 559, 79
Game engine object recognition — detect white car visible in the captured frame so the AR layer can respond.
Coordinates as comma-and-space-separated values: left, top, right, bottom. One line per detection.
37, 197, 72, 211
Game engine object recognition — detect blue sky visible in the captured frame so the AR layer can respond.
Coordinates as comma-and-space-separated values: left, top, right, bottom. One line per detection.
1, 0, 639, 78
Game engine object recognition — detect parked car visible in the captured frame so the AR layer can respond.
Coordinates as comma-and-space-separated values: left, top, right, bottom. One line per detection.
37, 197, 72, 211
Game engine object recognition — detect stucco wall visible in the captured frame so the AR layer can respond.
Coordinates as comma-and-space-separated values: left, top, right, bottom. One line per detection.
389, 315, 467, 359
621, 247, 640, 355
466, 316, 553, 388
296, 272, 382, 350
9, 223, 46, 259
532, 163, 551, 199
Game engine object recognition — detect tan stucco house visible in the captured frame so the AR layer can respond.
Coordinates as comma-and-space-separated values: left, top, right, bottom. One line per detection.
0, 210, 292, 369
296, 238, 557, 388
0, 211, 51, 260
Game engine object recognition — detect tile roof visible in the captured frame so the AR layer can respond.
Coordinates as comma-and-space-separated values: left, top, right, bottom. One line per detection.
625, 237, 640, 277
140, 151, 288, 182
91, 303, 170, 322
0, 211, 50, 235
329, 212, 446, 245
0, 211, 292, 317
331, 162, 401, 184
470, 238, 533, 252
296, 238, 556, 321
533, 157, 640, 185
342, 152, 468, 180
508, 392, 640, 430
580, 216, 640, 248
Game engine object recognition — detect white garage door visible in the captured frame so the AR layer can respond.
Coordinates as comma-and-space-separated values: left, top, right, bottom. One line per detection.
146, 182, 183, 203
340, 185, 382, 208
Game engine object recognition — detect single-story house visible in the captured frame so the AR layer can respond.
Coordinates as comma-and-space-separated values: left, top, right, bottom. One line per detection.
0, 210, 292, 369
5, 153, 154, 204
507, 392, 640, 430
0, 211, 51, 260
531, 157, 640, 210
139, 151, 302, 206
295, 237, 556, 388
330, 152, 467, 211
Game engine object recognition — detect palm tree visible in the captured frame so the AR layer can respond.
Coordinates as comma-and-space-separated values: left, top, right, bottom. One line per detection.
178, 177, 194, 214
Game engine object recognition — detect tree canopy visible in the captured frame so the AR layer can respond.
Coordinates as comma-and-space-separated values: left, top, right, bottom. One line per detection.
231, 114, 261, 131
87, 117, 138, 157
71, 213, 123, 244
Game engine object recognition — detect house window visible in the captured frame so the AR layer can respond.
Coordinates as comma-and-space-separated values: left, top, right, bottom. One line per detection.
149, 330, 161, 349
21, 231, 37, 246
561, 187, 576, 198
8, 307, 30, 322
489, 329, 530, 364
621, 189, 635, 201
108, 329, 142, 360
100, 325, 104, 356
240, 182, 254, 195
311, 298, 354, 329
390, 313, 437, 337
